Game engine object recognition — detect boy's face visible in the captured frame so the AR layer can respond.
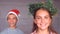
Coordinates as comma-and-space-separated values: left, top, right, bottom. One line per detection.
7, 14, 18, 27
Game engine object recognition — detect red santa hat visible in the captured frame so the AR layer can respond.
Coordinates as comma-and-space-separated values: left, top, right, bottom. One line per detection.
7, 9, 20, 19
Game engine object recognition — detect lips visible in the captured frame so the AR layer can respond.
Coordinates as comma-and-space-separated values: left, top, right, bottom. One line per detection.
40, 23, 48, 27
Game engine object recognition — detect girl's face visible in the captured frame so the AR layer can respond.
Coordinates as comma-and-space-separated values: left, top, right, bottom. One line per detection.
34, 9, 52, 30
7, 14, 17, 27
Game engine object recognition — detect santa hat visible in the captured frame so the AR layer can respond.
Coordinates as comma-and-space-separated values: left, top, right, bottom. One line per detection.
7, 9, 20, 19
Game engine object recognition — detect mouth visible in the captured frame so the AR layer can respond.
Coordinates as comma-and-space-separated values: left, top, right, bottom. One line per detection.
40, 23, 47, 27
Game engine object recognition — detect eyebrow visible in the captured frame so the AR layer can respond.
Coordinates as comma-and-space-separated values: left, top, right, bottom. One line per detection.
36, 15, 50, 17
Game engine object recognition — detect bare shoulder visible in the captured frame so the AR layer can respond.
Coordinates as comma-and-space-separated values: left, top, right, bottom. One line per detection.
31, 31, 36, 34
51, 31, 58, 34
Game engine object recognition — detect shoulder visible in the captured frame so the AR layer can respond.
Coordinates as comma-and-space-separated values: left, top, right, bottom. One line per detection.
0, 28, 8, 34
50, 31, 58, 34
31, 31, 36, 34
16, 28, 24, 34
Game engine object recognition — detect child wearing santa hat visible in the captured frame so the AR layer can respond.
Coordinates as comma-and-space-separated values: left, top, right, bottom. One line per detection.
1, 9, 24, 34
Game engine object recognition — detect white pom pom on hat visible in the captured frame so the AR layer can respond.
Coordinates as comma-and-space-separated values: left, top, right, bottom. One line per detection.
7, 9, 20, 19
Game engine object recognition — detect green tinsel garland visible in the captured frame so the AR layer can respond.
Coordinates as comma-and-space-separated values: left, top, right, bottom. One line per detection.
29, 0, 57, 16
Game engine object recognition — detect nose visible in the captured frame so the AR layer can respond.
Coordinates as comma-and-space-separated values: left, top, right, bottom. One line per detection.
41, 18, 45, 23
9, 19, 13, 22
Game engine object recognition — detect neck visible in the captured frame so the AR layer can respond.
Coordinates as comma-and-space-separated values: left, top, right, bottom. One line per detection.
36, 28, 49, 34
9, 26, 16, 29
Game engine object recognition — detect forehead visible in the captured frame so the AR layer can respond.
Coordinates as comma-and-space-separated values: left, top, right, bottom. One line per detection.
7, 13, 16, 17
36, 9, 50, 16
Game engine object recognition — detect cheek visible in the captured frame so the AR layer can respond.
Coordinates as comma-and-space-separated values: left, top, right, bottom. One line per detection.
13, 19, 17, 23
7, 20, 11, 23
35, 19, 52, 26
7, 19, 17, 23
46, 19, 52, 26
34, 19, 41, 24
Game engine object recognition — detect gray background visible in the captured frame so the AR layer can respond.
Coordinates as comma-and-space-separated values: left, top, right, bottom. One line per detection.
0, 0, 60, 34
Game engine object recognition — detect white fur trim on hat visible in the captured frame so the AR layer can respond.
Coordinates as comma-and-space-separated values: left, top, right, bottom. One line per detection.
7, 11, 18, 19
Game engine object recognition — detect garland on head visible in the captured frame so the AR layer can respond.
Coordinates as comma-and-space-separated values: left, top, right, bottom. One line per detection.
29, 0, 57, 16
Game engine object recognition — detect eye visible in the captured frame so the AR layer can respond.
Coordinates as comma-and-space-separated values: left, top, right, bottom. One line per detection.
44, 16, 49, 19
35, 16, 41, 19
13, 17, 16, 20
7, 17, 11, 20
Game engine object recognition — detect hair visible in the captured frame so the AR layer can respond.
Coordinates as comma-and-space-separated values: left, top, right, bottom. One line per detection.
32, 7, 57, 34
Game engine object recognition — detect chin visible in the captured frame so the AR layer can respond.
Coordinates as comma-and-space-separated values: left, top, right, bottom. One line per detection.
10, 24, 15, 27
40, 28, 47, 30
38, 26, 48, 30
